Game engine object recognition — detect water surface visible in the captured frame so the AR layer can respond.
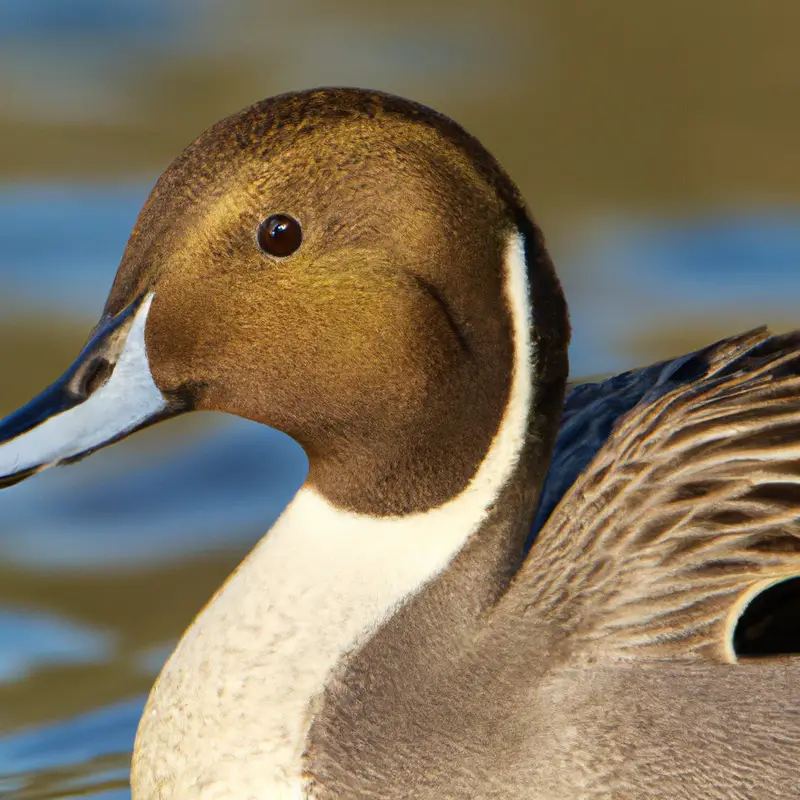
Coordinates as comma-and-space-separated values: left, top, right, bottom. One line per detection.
3, 1, 800, 796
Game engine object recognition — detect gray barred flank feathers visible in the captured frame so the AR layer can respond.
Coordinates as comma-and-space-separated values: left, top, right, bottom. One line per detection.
522, 328, 800, 662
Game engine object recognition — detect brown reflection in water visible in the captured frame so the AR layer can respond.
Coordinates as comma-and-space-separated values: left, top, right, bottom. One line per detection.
616, 313, 800, 363
0, 550, 244, 732
1, 0, 800, 217
2, 752, 130, 800
0, 320, 89, 416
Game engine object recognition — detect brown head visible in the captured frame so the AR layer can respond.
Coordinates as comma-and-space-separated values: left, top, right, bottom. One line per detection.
0, 89, 569, 516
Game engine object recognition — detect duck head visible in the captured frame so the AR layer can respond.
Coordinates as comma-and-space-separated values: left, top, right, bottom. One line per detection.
0, 89, 569, 517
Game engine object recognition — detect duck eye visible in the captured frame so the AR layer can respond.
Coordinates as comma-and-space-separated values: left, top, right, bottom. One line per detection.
257, 214, 302, 257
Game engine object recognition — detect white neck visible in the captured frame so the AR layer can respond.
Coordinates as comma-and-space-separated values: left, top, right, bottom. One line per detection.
131, 232, 534, 800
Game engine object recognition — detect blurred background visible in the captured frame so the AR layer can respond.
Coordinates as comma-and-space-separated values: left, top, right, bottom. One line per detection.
2, 1, 800, 796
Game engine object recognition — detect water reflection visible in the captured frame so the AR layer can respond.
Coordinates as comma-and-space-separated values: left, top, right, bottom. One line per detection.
0, 698, 140, 799
0, 185, 147, 316
0, 420, 307, 570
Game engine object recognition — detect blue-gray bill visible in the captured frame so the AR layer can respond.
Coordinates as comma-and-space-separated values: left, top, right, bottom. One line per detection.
0, 293, 170, 487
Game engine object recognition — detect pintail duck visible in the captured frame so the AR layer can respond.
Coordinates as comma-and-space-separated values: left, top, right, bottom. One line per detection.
1, 89, 799, 799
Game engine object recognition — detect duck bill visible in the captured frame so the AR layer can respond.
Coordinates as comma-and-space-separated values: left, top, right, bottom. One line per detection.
0, 293, 173, 488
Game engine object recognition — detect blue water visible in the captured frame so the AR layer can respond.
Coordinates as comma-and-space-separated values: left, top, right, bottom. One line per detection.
5, 184, 800, 367
2, 183, 800, 796
0, 699, 140, 798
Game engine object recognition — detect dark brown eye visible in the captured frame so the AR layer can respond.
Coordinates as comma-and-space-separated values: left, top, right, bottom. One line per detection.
257, 214, 302, 257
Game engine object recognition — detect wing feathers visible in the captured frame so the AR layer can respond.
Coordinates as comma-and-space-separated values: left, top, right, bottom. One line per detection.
518, 328, 800, 663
